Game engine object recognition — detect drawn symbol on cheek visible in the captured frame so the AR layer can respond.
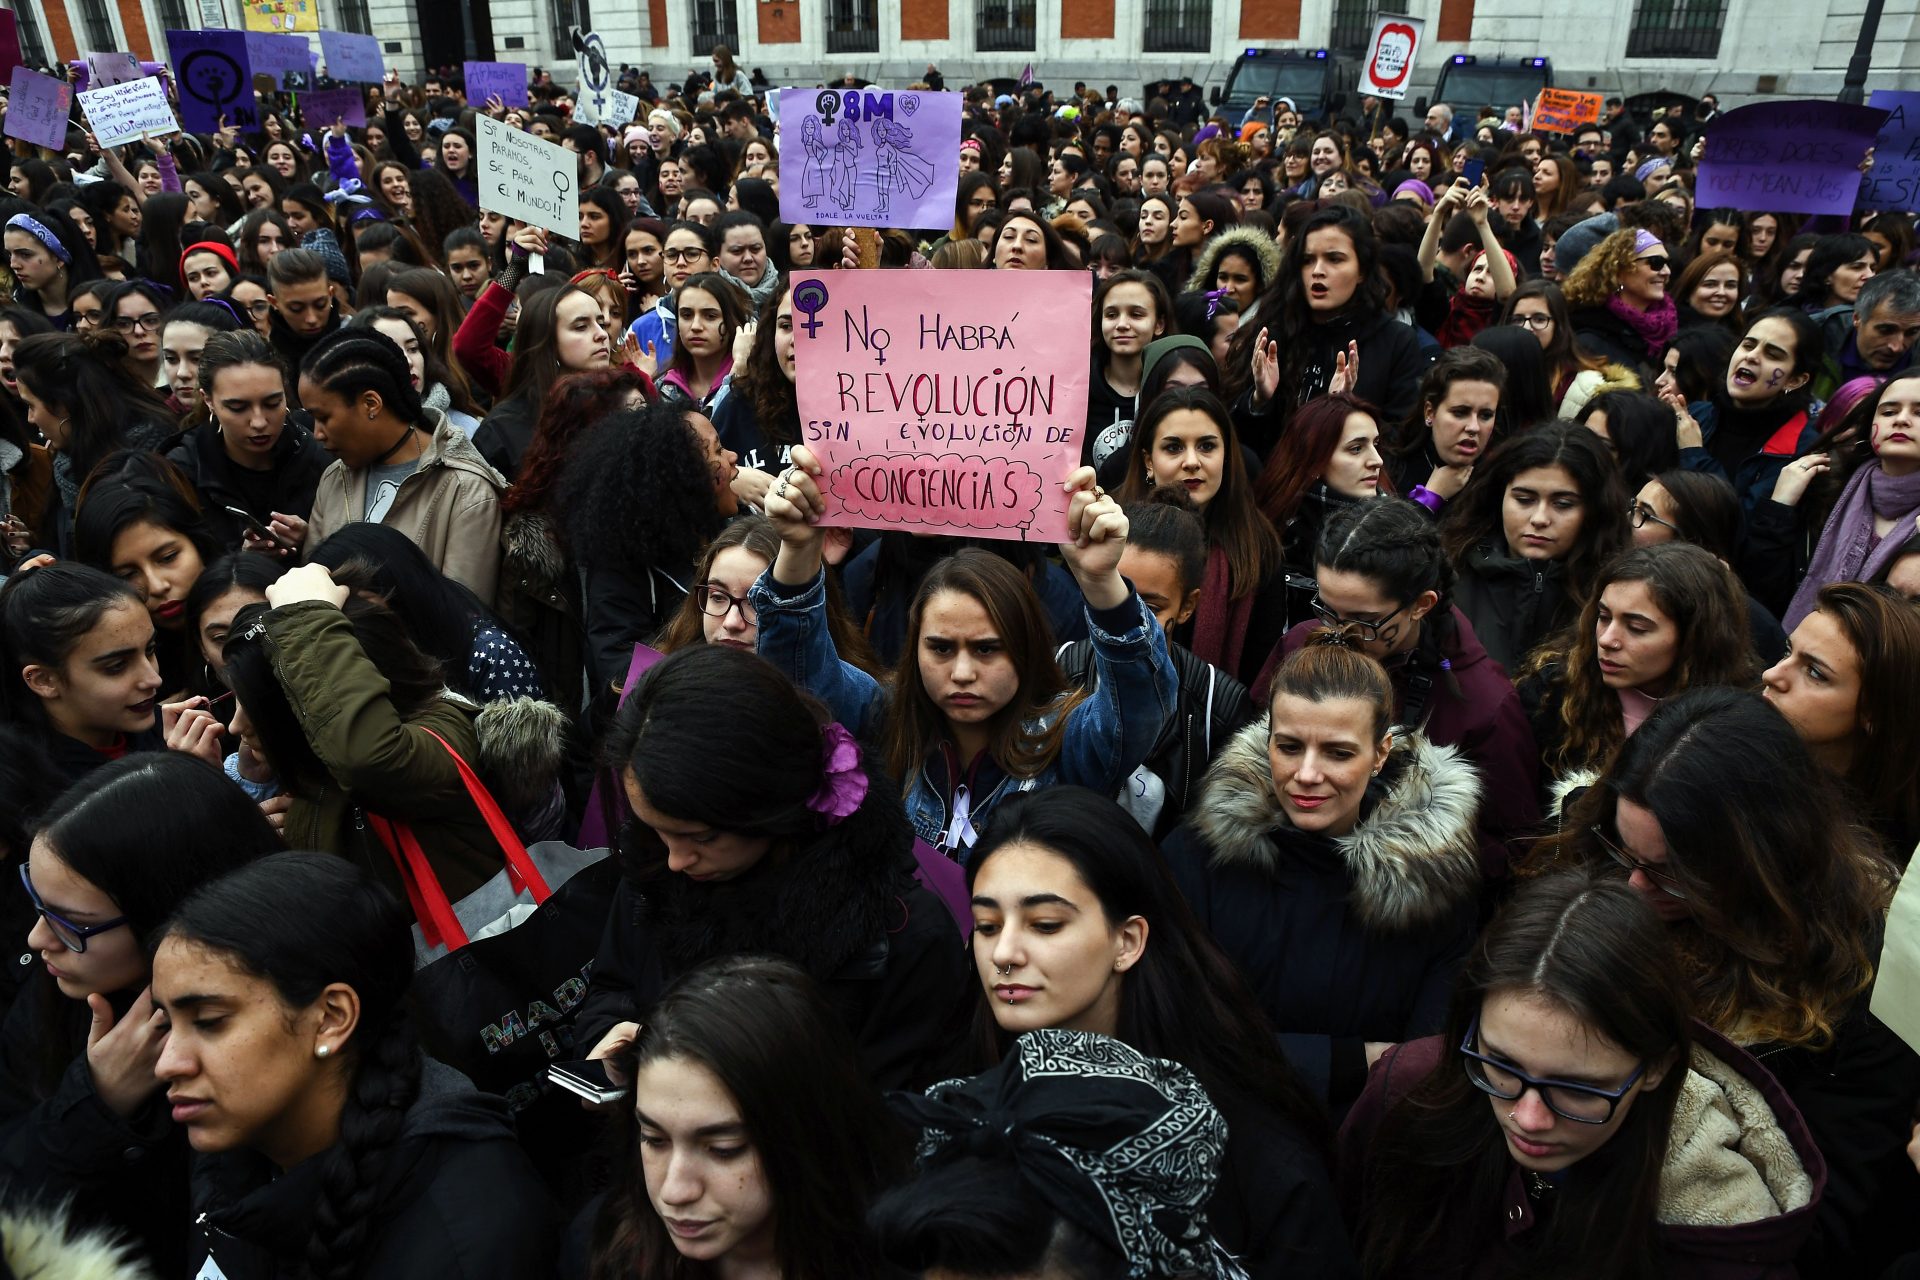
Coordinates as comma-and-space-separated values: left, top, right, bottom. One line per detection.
815, 91, 839, 127
1768, 369, 1783, 387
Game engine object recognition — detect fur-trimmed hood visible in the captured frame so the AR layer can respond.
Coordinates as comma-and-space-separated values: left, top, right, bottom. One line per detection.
1190, 719, 1482, 930
1547, 768, 1600, 826
1, 1208, 154, 1279
1557, 360, 1643, 420
1186, 224, 1285, 296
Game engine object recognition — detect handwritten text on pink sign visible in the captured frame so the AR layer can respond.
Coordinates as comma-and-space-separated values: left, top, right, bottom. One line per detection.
793, 270, 1091, 542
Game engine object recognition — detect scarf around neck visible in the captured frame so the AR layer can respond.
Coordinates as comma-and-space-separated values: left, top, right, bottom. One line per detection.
1785, 459, 1920, 629
1605, 291, 1678, 358
1188, 543, 1255, 677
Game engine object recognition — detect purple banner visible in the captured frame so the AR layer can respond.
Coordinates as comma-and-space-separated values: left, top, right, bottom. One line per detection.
304, 86, 366, 128
1860, 90, 1920, 212
1696, 99, 1887, 216
0, 12, 21, 79
3, 66, 74, 151
318, 31, 384, 83
464, 61, 528, 109
777, 87, 962, 231
246, 32, 311, 88
166, 29, 260, 132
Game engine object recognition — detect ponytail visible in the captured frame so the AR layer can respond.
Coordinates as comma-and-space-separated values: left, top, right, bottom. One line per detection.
1273, 628, 1396, 740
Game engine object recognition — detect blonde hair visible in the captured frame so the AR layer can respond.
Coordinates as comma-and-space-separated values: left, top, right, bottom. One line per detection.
1561, 228, 1645, 309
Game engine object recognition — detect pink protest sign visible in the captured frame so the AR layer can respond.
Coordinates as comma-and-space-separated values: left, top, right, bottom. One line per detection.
793, 270, 1091, 542
4, 67, 74, 151
777, 87, 961, 231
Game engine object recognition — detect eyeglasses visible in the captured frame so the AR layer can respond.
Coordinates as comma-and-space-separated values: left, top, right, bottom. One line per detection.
1591, 823, 1688, 899
113, 312, 162, 333
1626, 500, 1680, 533
1310, 595, 1409, 644
1509, 313, 1552, 332
19, 863, 128, 954
1635, 255, 1671, 274
695, 582, 755, 621
663, 247, 708, 263
1459, 1014, 1648, 1124
242, 299, 273, 317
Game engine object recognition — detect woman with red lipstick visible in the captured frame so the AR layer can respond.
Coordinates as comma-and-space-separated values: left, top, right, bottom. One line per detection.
967, 788, 1360, 1276
588, 957, 906, 1280
1441, 425, 1629, 673
0, 565, 166, 782
1516, 543, 1758, 784
1537, 687, 1907, 1274
1253, 392, 1388, 634
98, 280, 170, 391
0, 754, 276, 1273
74, 451, 225, 698
153, 852, 556, 1279
1163, 633, 1483, 1114
1115, 386, 1284, 682
1385, 347, 1507, 515
1341, 869, 1828, 1280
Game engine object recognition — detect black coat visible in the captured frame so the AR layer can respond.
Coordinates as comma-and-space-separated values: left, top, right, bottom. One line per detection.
185, 1062, 558, 1280
1570, 304, 1661, 380
1162, 723, 1482, 1111
572, 783, 970, 1091
473, 386, 538, 483
580, 559, 692, 691
1450, 540, 1575, 674
165, 418, 330, 549
1209, 1092, 1363, 1278
1231, 310, 1432, 460
0, 978, 191, 1274
1056, 636, 1255, 839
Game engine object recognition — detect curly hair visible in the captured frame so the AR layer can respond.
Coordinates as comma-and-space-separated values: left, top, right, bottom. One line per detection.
557, 400, 724, 578
1560, 228, 1645, 309
1523, 543, 1758, 775
505, 367, 651, 517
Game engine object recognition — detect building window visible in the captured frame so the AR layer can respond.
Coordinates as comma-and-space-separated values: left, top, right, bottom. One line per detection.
977, 0, 1035, 52
14, 7, 48, 68
1143, 0, 1210, 54
334, 0, 372, 34
74, 0, 118, 50
1625, 0, 1726, 57
154, 0, 192, 34
550, 0, 591, 60
687, 0, 739, 56
825, 0, 878, 53
1329, 0, 1406, 55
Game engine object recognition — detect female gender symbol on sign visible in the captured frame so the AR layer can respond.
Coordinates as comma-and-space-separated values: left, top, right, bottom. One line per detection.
179, 49, 242, 111
792, 279, 830, 338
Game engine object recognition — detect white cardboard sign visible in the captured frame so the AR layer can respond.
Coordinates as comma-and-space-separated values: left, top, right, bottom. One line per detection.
477, 113, 578, 239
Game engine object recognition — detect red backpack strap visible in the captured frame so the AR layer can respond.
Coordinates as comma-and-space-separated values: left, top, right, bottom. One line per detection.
367, 812, 468, 950
417, 727, 553, 903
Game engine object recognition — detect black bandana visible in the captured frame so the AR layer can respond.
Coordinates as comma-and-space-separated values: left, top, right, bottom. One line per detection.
893, 1030, 1248, 1278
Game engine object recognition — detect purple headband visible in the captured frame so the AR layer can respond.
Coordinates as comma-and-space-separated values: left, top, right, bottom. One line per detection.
1633, 228, 1662, 254
5, 214, 70, 263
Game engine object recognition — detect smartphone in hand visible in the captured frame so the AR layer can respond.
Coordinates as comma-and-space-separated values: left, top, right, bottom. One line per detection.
548, 1059, 631, 1104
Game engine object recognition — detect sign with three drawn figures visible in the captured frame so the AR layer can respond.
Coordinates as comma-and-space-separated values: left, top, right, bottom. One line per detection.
777, 87, 961, 230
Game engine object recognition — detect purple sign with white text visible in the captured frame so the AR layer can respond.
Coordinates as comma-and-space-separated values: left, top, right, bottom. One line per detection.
1696, 100, 1887, 216
777, 87, 961, 231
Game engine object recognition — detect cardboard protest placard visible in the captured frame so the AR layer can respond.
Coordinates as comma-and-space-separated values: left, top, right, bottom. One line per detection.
1358, 15, 1422, 101
85, 52, 144, 88
477, 113, 578, 239
792, 270, 1092, 542
78, 76, 176, 148
1859, 90, 1920, 212
1531, 88, 1604, 135
4, 67, 74, 150
247, 32, 311, 89
319, 31, 384, 83
166, 29, 259, 132
1871, 840, 1920, 1054
304, 86, 366, 128
576, 87, 638, 128
1696, 99, 1886, 216
464, 61, 529, 109
777, 87, 962, 231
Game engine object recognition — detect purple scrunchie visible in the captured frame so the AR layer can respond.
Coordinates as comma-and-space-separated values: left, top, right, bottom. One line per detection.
805, 723, 869, 825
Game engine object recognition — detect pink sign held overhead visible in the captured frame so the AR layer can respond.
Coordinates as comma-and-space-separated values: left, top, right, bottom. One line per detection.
793, 270, 1092, 543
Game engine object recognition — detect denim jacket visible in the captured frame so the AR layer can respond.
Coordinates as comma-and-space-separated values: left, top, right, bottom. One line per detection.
750, 566, 1179, 859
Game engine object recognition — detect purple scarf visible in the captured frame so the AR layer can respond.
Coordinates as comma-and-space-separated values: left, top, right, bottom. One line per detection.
1605, 292, 1678, 359
1785, 460, 1920, 629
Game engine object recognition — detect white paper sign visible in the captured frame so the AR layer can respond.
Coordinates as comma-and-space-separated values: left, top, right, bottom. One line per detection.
1871, 840, 1920, 1055
575, 87, 638, 128
1357, 14, 1424, 101
477, 113, 578, 239
78, 75, 176, 148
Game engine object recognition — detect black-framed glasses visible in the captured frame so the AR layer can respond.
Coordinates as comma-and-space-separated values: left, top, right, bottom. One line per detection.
1460, 1014, 1648, 1124
662, 247, 707, 263
695, 582, 755, 621
1626, 500, 1680, 534
1591, 824, 1688, 899
112, 312, 162, 333
19, 863, 128, 954
1635, 255, 1671, 274
1310, 595, 1409, 644
1509, 313, 1552, 332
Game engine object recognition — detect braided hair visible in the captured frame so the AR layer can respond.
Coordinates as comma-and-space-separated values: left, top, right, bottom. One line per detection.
159, 851, 421, 1280
1315, 497, 1465, 708
299, 327, 426, 423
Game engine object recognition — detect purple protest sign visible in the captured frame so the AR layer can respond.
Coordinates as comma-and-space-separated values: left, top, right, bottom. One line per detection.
166, 29, 260, 132
777, 87, 961, 231
318, 31, 384, 84
1696, 100, 1887, 217
246, 32, 311, 88
464, 61, 528, 109
1860, 91, 1920, 212
0, 12, 21, 79
304, 86, 366, 128
85, 52, 143, 87
3, 67, 74, 151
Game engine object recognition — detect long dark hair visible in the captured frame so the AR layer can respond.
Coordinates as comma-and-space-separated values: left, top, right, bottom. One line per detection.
558, 400, 724, 580
73, 450, 223, 574
589, 956, 908, 1280
731, 278, 799, 448
1355, 870, 1689, 1280
0, 563, 143, 733
1469, 324, 1555, 433
968, 788, 1331, 1155
1574, 390, 1681, 487
13, 332, 174, 476
158, 851, 421, 1280
497, 284, 596, 411
1390, 345, 1506, 463
1801, 583, 1920, 857
1222, 204, 1387, 406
